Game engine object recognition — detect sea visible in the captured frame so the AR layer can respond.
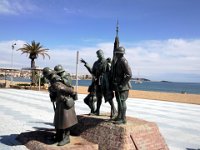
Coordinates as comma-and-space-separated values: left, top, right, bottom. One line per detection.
1, 77, 200, 95
73, 80, 200, 95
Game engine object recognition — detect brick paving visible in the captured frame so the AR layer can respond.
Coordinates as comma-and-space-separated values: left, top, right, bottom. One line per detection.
0, 89, 200, 150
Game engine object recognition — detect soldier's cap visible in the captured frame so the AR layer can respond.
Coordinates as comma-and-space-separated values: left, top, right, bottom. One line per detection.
96, 49, 104, 55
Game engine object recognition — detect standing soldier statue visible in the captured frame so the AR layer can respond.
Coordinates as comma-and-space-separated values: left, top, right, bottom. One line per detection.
42, 67, 78, 146
81, 50, 117, 118
112, 46, 132, 124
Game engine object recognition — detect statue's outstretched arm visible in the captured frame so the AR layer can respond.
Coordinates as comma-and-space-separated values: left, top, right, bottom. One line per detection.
80, 58, 92, 74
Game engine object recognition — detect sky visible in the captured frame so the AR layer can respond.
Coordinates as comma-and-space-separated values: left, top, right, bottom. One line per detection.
0, 0, 200, 82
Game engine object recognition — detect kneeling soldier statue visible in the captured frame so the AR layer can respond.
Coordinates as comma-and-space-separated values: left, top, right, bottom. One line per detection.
43, 67, 78, 146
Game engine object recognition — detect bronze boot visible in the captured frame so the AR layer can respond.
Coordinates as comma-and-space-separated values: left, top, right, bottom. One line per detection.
57, 130, 70, 146
114, 108, 126, 124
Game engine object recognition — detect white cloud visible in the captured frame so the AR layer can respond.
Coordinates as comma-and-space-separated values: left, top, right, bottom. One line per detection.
125, 39, 200, 81
0, 39, 200, 82
0, 0, 16, 14
0, 0, 38, 15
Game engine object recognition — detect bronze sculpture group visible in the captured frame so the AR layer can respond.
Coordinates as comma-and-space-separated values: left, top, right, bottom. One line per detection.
43, 65, 78, 146
42, 46, 132, 146
81, 47, 132, 124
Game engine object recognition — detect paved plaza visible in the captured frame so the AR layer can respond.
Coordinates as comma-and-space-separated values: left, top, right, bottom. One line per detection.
0, 89, 200, 150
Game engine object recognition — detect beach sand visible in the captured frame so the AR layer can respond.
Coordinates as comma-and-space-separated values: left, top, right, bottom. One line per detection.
77, 86, 200, 105
1, 80, 200, 105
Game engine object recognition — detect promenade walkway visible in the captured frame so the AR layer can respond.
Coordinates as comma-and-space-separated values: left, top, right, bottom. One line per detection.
0, 89, 199, 150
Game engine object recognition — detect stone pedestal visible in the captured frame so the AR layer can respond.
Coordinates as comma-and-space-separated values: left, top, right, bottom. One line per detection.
71, 114, 169, 150
17, 114, 168, 150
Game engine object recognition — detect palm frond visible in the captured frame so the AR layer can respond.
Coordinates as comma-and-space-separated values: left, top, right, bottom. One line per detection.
17, 41, 50, 59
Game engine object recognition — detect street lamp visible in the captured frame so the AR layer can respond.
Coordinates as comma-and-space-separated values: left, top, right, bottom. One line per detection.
11, 43, 16, 85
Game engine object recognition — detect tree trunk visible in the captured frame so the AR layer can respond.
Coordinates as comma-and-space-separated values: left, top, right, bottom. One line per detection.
31, 59, 36, 85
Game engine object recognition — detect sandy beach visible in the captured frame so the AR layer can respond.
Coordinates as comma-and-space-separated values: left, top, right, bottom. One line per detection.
77, 86, 200, 105
1, 80, 200, 105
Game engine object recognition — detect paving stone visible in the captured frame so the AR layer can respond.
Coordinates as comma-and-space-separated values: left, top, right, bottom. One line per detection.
0, 89, 200, 150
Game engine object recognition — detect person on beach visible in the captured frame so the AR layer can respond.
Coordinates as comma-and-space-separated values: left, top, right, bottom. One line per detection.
81, 50, 117, 118
111, 47, 132, 124
42, 67, 77, 146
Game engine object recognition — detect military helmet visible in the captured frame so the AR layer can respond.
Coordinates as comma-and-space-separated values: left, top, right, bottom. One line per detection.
42, 67, 52, 77
54, 64, 65, 73
115, 46, 125, 54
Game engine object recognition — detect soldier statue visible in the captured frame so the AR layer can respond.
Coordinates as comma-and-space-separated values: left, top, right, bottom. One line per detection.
54, 64, 72, 87
83, 80, 97, 114
81, 50, 117, 118
42, 67, 78, 146
54, 64, 77, 100
112, 47, 132, 124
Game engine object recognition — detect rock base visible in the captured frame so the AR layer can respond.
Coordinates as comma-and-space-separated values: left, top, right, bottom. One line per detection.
71, 114, 169, 150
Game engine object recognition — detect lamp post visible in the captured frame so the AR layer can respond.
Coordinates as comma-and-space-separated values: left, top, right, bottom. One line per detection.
11, 43, 16, 85
75, 51, 79, 93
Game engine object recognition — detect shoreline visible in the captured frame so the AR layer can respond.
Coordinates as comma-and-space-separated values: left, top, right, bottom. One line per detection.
1, 80, 200, 105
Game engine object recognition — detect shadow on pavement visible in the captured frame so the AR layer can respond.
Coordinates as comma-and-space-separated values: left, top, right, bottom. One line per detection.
29, 121, 54, 127
0, 122, 56, 147
16, 130, 56, 146
0, 134, 21, 146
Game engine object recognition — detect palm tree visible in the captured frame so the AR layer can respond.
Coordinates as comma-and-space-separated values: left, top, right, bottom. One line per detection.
18, 40, 50, 85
